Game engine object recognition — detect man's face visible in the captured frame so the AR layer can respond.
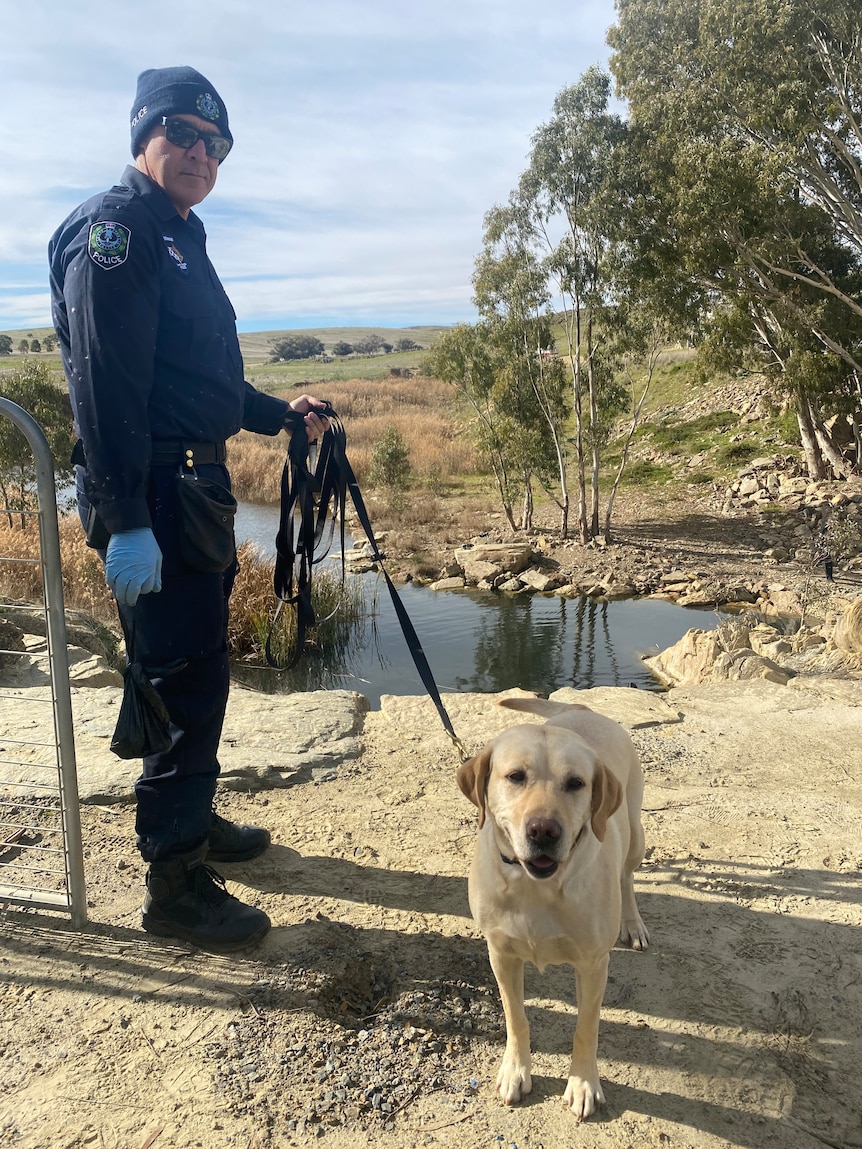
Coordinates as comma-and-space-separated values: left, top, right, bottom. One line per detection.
135, 113, 221, 217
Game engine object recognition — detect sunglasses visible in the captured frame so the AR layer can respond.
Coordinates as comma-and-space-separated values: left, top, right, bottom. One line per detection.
162, 117, 232, 162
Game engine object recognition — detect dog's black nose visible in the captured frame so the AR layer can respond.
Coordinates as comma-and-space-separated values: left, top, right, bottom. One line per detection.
526, 817, 561, 847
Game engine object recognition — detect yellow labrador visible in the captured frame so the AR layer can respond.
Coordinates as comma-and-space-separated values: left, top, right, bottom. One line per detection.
457, 697, 649, 1119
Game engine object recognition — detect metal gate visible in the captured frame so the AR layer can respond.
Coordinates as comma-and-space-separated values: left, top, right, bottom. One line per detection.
0, 395, 86, 928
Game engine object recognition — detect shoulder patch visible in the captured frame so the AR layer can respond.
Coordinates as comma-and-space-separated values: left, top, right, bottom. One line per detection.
88, 221, 131, 270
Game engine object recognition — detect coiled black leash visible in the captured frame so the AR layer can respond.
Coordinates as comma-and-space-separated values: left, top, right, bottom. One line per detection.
267, 405, 469, 762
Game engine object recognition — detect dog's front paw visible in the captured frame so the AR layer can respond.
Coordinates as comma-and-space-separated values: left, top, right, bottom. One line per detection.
497, 1055, 532, 1105
619, 914, 650, 951
563, 1074, 605, 1120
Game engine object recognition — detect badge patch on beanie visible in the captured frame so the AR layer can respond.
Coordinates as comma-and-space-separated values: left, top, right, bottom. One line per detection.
195, 92, 221, 122
87, 221, 131, 270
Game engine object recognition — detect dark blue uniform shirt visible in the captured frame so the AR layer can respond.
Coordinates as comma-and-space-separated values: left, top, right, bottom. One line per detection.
49, 165, 288, 534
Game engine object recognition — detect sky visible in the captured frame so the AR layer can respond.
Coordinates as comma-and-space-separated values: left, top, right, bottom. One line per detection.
0, 0, 619, 334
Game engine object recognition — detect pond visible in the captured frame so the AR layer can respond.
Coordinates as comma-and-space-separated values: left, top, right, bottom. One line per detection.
232, 502, 720, 708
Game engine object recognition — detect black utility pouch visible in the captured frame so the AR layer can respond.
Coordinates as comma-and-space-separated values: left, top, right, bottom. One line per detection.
175, 471, 237, 572
85, 503, 111, 550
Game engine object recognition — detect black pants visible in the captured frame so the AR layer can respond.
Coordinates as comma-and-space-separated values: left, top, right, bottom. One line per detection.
78, 463, 237, 862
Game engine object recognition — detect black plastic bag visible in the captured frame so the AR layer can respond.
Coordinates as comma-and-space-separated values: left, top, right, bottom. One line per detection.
110, 662, 172, 759
175, 472, 237, 572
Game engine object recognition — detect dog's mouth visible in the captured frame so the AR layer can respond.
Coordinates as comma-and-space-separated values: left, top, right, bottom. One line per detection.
523, 854, 559, 879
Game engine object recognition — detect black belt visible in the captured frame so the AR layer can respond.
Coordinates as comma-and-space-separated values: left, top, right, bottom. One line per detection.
71, 439, 227, 469
150, 440, 227, 468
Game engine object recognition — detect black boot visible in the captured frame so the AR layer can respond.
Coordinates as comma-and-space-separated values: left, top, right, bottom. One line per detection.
142, 844, 270, 952
207, 809, 272, 863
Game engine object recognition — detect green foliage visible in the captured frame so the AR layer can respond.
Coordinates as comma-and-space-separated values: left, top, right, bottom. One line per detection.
717, 440, 761, 465
353, 335, 385, 356
0, 336, 11, 356
608, 0, 862, 436
17, 340, 29, 355
369, 425, 412, 494
269, 334, 325, 362
249, 570, 365, 670
393, 338, 421, 352
619, 459, 674, 486
332, 341, 354, 357
0, 361, 75, 522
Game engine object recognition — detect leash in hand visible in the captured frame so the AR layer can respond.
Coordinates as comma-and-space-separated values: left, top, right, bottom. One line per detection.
268, 405, 469, 762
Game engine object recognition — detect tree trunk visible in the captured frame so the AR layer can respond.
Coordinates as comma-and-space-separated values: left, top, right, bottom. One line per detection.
796, 397, 827, 479
813, 417, 854, 479
521, 474, 534, 531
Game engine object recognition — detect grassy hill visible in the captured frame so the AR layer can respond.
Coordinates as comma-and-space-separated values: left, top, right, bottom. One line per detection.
0, 324, 452, 384
236, 325, 450, 363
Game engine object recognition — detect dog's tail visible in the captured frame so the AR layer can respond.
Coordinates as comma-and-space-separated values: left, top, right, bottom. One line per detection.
498, 696, 591, 718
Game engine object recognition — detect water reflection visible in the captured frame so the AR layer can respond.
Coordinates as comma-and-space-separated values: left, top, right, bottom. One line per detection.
231, 500, 721, 707
234, 577, 720, 708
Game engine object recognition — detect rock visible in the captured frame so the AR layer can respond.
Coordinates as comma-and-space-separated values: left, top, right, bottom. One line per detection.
0, 686, 370, 803
548, 686, 681, 728
644, 628, 724, 687
496, 577, 524, 593
0, 618, 25, 671
430, 576, 465, 591
712, 649, 793, 685
454, 542, 532, 583
67, 646, 124, 688
0, 604, 121, 668
517, 568, 564, 592
832, 599, 862, 653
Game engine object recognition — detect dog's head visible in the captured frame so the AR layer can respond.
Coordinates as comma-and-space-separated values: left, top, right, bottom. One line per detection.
457, 723, 623, 880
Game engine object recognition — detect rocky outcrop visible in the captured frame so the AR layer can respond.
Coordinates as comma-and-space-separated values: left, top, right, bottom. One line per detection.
833, 598, 862, 654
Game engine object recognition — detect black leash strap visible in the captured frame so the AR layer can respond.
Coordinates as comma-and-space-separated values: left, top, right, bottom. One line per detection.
269, 406, 469, 762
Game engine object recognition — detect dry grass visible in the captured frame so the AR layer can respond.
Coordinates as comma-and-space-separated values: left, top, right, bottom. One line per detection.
0, 514, 115, 622
0, 521, 365, 665
228, 376, 476, 506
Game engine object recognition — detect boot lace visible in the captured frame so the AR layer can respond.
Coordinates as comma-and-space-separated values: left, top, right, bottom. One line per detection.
193, 863, 232, 906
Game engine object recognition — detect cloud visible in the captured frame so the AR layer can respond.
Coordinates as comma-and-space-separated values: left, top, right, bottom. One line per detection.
0, 0, 617, 331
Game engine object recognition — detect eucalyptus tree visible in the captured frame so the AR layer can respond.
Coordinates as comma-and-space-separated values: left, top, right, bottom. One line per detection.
425, 323, 522, 530
473, 202, 570, 535
0, 361, 74, 527
520, 67, 633, 540
609, 0, 862, 477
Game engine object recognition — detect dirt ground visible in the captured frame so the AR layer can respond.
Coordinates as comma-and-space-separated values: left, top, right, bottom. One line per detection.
1, 494, 861, 1149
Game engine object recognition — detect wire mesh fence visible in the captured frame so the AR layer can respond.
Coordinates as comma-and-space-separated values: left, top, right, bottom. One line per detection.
0, 395, 86, 927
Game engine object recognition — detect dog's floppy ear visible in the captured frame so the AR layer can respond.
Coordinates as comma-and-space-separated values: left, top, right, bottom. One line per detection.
590, 761, 623, 842
457, 745, 493, 828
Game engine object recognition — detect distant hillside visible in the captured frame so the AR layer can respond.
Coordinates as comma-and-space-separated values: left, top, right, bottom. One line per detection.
0, 324, 452, 366
237, 325, 451, 362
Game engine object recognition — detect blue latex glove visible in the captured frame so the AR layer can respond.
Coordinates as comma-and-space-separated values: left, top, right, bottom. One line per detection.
105, 528, 163, 606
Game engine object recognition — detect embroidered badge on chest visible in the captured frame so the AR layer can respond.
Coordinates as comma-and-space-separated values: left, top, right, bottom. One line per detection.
162, 235, 189, 275
87, 221, 131, 270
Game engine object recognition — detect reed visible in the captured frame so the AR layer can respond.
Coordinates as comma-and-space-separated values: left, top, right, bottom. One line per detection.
227, 375, 477, 506
0, 521, 366, 668
228, 542, 366, 668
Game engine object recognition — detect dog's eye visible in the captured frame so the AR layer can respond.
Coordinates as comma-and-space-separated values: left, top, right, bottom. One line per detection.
506, 769, 527, 785
565, 777, 585, 792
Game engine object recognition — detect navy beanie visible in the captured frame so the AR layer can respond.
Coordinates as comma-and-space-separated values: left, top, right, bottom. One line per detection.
130, 66, 232, 157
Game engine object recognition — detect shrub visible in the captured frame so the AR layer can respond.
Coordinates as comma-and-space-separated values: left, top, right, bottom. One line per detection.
369, 425, 412, 492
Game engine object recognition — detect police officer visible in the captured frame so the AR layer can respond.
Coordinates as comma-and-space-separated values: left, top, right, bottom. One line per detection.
49, 66, 329, 952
